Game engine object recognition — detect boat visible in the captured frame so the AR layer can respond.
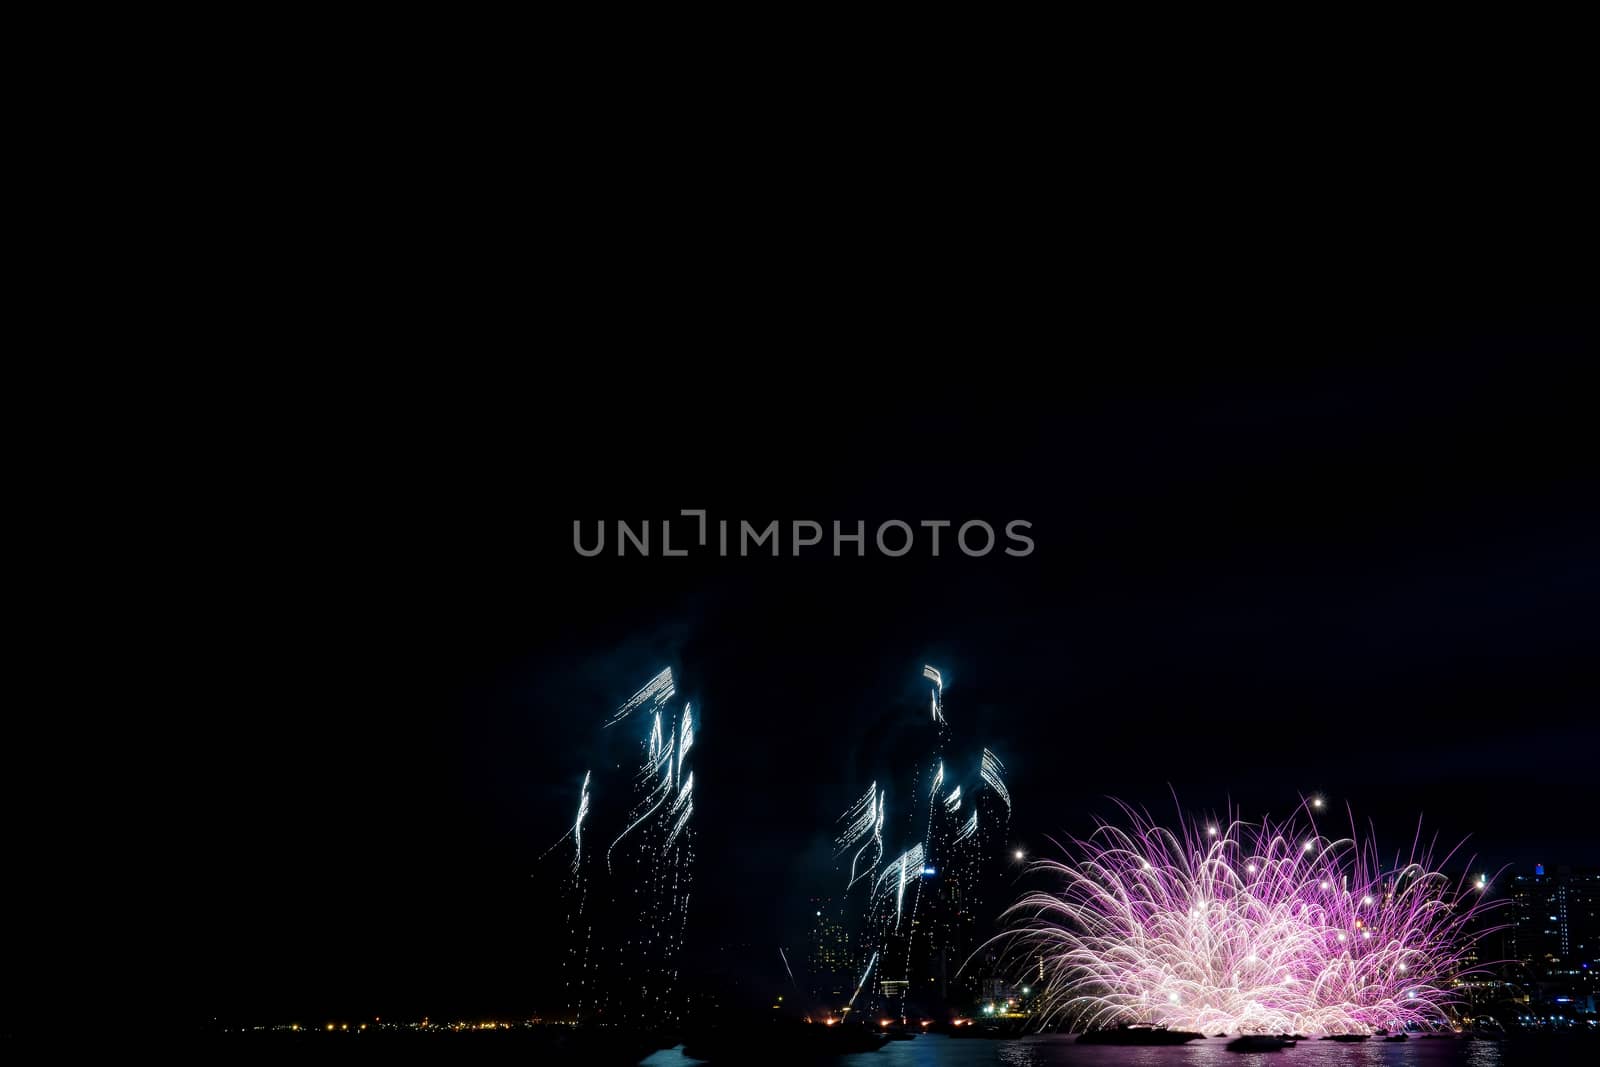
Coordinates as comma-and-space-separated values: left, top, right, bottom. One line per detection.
1078, 1024, 1205, 1045
1226, 1035, 1294, 1052
1385, 1033, 1409, 1042
1320, 1033, 1370, 1042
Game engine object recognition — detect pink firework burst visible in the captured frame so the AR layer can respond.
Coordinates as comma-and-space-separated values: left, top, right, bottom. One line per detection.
998, 798, 1501, 1036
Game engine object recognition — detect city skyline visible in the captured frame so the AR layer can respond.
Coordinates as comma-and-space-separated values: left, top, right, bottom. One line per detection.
518, 652, 1593, 1032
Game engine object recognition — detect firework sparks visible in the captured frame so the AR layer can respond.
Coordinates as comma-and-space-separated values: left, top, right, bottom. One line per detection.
995, 800, 1499, 1036
835, 784, 879, 853
573, 770, 591, 870
603, 667, 674, 729
664, 770, 695, 849
981, 749, 1010, 811
846, 950, 879, 1015
872, 845, 926, 931
924, 665, 945, 723
678, 702, 693, 765
837, 783, 887, 890
606, 719, 676, 873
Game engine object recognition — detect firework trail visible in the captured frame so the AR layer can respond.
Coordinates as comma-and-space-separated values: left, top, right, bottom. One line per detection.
981, 749, 1010, 812
666, 772, 693, 849
678, 702, 693, 770
572, 769, 591, 870
780, 947, 798, 989
992, 798, 1500, 1036
924, 665, 944, 723
604, 667, 675, 729
870, 845, 926, 931
837, 785, 885, 890
835, 784, 879, 854
846, 951, 879, 1015
606, 714, 675, 873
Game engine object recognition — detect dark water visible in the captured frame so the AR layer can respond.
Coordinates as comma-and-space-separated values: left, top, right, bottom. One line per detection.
642, 1033, 1592, 1067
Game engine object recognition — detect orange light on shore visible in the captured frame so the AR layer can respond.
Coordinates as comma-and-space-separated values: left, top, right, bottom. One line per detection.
824, 1018, 836, 1026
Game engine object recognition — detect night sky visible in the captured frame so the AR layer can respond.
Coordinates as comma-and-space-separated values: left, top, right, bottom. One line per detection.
140, 289, 1594, 1026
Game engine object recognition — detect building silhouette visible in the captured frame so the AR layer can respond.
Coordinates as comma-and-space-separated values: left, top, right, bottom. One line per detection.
807, 897, 852, 1003
1506, 864, 1599, 1014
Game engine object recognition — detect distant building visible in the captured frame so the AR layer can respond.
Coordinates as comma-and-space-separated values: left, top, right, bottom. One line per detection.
1507, 864, 1599, 1011
807, 897, 851, 1002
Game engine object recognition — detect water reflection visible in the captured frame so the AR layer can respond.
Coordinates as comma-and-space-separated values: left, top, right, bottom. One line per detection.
640, 1033, 1539, 1067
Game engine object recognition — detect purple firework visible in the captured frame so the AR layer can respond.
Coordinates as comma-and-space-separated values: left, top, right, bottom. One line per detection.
998, 798, 1500, 1036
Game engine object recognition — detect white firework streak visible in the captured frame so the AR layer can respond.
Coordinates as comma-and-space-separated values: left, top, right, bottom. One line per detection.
607, 730, 675, 873
848, 789, 887, 889
665, 752, 695, 851
945, 785, 962, 813
898, 845, 923, 929
665, 798, 693, 850
836, 783, 882, 887
573, 770, 591, 870
629, 713, 675, 790
851, 790, 889, 889
834, 783, 879, 853
603, 667, 675, 729
955, 808, 978, 844
981, 749, 1011, 811
924, 665, 944, 722
679, 702, 693, 764
779, 947, 797, 989
846, 950, 879, 1015
903, 755, 945, 984
870, 845, 925, 932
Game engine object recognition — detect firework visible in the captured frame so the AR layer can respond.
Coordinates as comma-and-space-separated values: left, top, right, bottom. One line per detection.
997, 799, 1499, 1035
871, 845, 926, 931
981, 749, 1010, 812
836, 783, 886, 890
603, 666, 675, 729
573, 770, 591, 870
